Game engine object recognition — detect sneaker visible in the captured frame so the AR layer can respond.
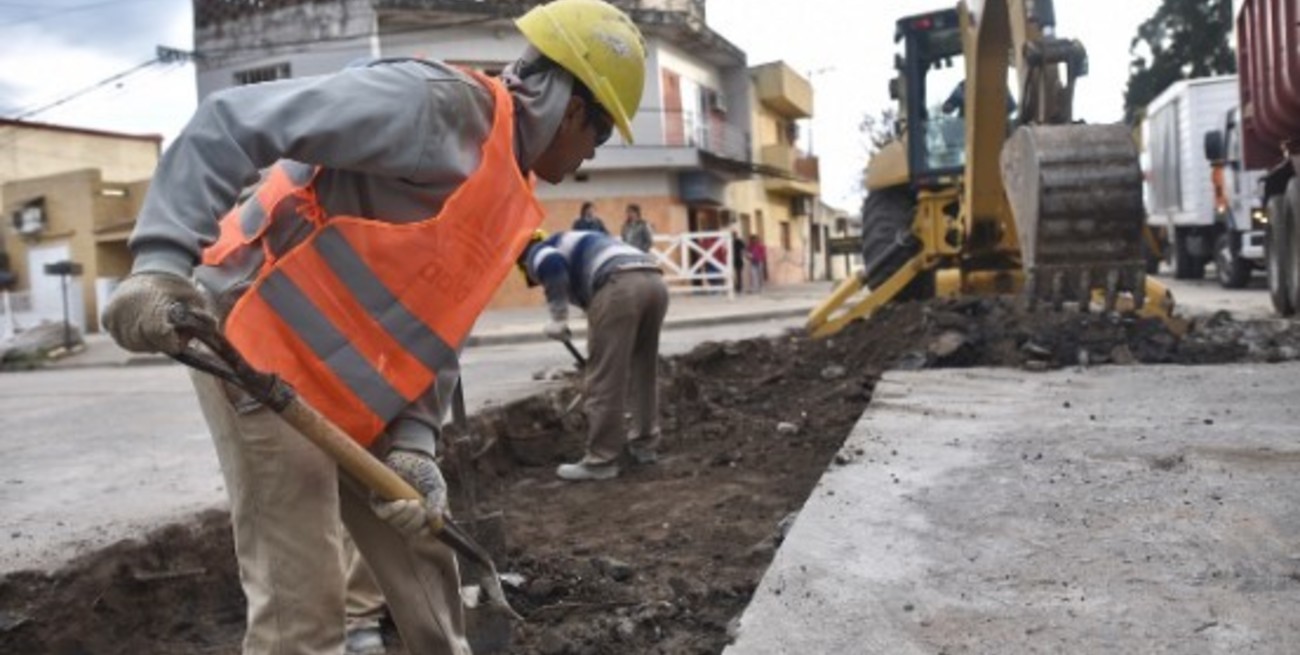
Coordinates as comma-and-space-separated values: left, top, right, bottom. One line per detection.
345, 626, 386, 655
556, 460, 620, 481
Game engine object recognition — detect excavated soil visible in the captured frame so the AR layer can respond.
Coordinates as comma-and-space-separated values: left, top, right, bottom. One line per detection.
5, 297, 1300, 654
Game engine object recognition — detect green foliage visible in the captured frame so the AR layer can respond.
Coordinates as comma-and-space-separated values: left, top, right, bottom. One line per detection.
1124, 0, 1236, 124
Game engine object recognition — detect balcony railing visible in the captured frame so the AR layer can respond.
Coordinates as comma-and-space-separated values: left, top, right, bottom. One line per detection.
659, 110, 750, 164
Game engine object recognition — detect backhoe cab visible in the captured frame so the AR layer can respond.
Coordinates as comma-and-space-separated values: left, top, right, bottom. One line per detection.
807, 0, 1172, 339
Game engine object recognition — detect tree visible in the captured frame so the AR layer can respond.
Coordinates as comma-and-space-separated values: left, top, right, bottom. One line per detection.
858, 107, 900, 156
1123, 0, 1235, 124
853, 107, 900, 197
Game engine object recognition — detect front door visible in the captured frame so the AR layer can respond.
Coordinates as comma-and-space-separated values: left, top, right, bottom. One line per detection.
26, 242, 85, 332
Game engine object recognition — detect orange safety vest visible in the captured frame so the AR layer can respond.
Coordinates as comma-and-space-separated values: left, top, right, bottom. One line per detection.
201, 69, 545, 445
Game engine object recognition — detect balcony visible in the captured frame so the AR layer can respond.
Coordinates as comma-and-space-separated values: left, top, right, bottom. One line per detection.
763, 153, 819, 197
752, 62, 812, 119
760, 143, 796, 172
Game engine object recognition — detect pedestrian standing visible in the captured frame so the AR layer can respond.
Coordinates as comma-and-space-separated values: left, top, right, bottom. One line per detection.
620, 203, 654, 252
748, 235, 767, 293
572, 201, 609, 234
731, 230, 746, 293
101, 2, 646, 653
521, 230, 669, 481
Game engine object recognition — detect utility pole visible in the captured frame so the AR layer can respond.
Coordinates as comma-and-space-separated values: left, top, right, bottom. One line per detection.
805, 66, 834, 283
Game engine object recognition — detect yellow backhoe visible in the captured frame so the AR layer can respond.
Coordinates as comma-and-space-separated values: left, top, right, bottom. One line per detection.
806, 0, 1174, 338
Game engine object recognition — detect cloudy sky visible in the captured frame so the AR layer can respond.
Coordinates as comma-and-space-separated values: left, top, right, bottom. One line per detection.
0, 0, 1163, 210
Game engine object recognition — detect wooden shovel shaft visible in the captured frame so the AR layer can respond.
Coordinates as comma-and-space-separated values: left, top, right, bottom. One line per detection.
280, 399, 436, 517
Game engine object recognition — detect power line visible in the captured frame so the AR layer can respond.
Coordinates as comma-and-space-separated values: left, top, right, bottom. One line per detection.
8, 46, 196, 121
0, 0, 166, 31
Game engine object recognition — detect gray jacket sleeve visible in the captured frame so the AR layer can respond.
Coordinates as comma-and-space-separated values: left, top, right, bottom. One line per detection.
130, 60, 491, 278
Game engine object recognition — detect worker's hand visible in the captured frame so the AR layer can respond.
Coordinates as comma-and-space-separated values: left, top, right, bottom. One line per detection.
102, 272, 207, 355
371, 449, 448, 541
543, 320, 571, 342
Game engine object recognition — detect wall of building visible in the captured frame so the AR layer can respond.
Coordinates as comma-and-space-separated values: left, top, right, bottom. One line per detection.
194, 0, 375, 98
0, 122, 159, 230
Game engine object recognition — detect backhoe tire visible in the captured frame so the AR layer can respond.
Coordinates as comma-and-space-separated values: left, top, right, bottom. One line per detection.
860, 187, 933, 301
1172, 228, 1207, 280
1265, 194, 1294, 316
1214, 233, 1252, 289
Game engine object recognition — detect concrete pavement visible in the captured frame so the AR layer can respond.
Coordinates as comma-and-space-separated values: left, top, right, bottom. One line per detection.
726, 363, 1300, 654
44, 281, 832, 369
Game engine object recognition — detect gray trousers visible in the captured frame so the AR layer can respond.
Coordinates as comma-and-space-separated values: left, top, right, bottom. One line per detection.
190, 371, 470, 655
582, 269, 670, 464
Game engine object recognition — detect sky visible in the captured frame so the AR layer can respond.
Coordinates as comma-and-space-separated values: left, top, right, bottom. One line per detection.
0, 0, 1163, 211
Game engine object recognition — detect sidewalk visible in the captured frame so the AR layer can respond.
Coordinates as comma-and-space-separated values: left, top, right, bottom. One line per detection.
46, 280, 834, 369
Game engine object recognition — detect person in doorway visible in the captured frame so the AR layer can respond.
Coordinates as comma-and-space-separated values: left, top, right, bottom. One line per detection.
520, 230, 669, 481
748, 234, 767, 293
620, 202, 654, 252
100, 1, 646, 653
731, 230, 747, 293
572, 200, 609, 233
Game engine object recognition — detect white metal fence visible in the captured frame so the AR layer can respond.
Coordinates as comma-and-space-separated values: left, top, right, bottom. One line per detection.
649, 230, 735, 298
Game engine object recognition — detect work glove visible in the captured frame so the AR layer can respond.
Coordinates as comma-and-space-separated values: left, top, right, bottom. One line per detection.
102, 272, 208, 355
371, 449, 448, 541
543, 320, 571, 342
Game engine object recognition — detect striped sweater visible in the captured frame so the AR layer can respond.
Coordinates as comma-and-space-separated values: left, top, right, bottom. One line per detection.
523, 230, 659, 320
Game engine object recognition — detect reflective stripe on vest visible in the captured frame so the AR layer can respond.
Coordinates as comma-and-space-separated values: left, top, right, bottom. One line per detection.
201, 70, 545, 444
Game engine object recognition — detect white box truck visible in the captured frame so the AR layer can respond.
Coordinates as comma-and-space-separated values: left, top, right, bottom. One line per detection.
1144, 75, 1265, 285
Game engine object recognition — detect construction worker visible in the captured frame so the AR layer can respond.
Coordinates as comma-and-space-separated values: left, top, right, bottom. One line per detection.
520, 230, 669, 481
100, 1, 645, 653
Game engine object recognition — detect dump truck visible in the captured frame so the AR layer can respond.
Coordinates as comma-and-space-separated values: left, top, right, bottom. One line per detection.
806, 0, 1171, 338
1145, 76, 1264, 285
1230, 0, 1300, 315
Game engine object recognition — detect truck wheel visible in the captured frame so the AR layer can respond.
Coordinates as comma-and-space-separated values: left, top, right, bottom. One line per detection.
1286, 179, 1300, 313
1214, 233, 1252, 289
1141, 233, 1162, 274
1172, 228, 1207, 279
1266, 194, 1294, 315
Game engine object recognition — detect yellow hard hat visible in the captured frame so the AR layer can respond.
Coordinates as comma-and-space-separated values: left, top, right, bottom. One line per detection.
516, 0, 646, 144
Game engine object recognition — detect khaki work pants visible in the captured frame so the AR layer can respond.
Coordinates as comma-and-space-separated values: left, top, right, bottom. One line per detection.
583, 269, 670, 464
342, 532, 386, 633
190, 372, 470, 655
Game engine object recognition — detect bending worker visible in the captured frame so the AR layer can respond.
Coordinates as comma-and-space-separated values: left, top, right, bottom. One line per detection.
100, 1, 646, 653
521, 230, 669, 481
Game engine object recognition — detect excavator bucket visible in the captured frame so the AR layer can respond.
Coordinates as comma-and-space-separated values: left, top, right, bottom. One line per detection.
1001, 124, 1148, 311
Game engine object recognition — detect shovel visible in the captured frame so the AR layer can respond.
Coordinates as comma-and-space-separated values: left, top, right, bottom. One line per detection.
559, 338, 586, 416
165, 303, 521, 622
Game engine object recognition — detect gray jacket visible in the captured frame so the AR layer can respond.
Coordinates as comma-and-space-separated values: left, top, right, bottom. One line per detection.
129, 55, 574, 455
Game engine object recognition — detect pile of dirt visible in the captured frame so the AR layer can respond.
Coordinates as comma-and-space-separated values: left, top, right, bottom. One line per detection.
3, 297, 1298, 655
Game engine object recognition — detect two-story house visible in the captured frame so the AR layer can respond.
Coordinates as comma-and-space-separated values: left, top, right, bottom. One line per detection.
0, 119, 160, 333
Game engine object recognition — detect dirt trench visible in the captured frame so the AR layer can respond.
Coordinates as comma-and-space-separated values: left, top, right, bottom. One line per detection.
3, 297, 1299, 655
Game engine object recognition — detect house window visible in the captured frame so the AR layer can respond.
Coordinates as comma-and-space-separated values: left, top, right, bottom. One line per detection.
234, 63, 291, 86
780, 221, 792, 251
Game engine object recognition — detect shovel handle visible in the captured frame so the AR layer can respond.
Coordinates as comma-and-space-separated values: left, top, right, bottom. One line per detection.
561, 339, 586, 368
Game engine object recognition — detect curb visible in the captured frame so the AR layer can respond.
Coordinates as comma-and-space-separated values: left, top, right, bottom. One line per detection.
39, 304, 817, 370
462, 305, 814, 347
